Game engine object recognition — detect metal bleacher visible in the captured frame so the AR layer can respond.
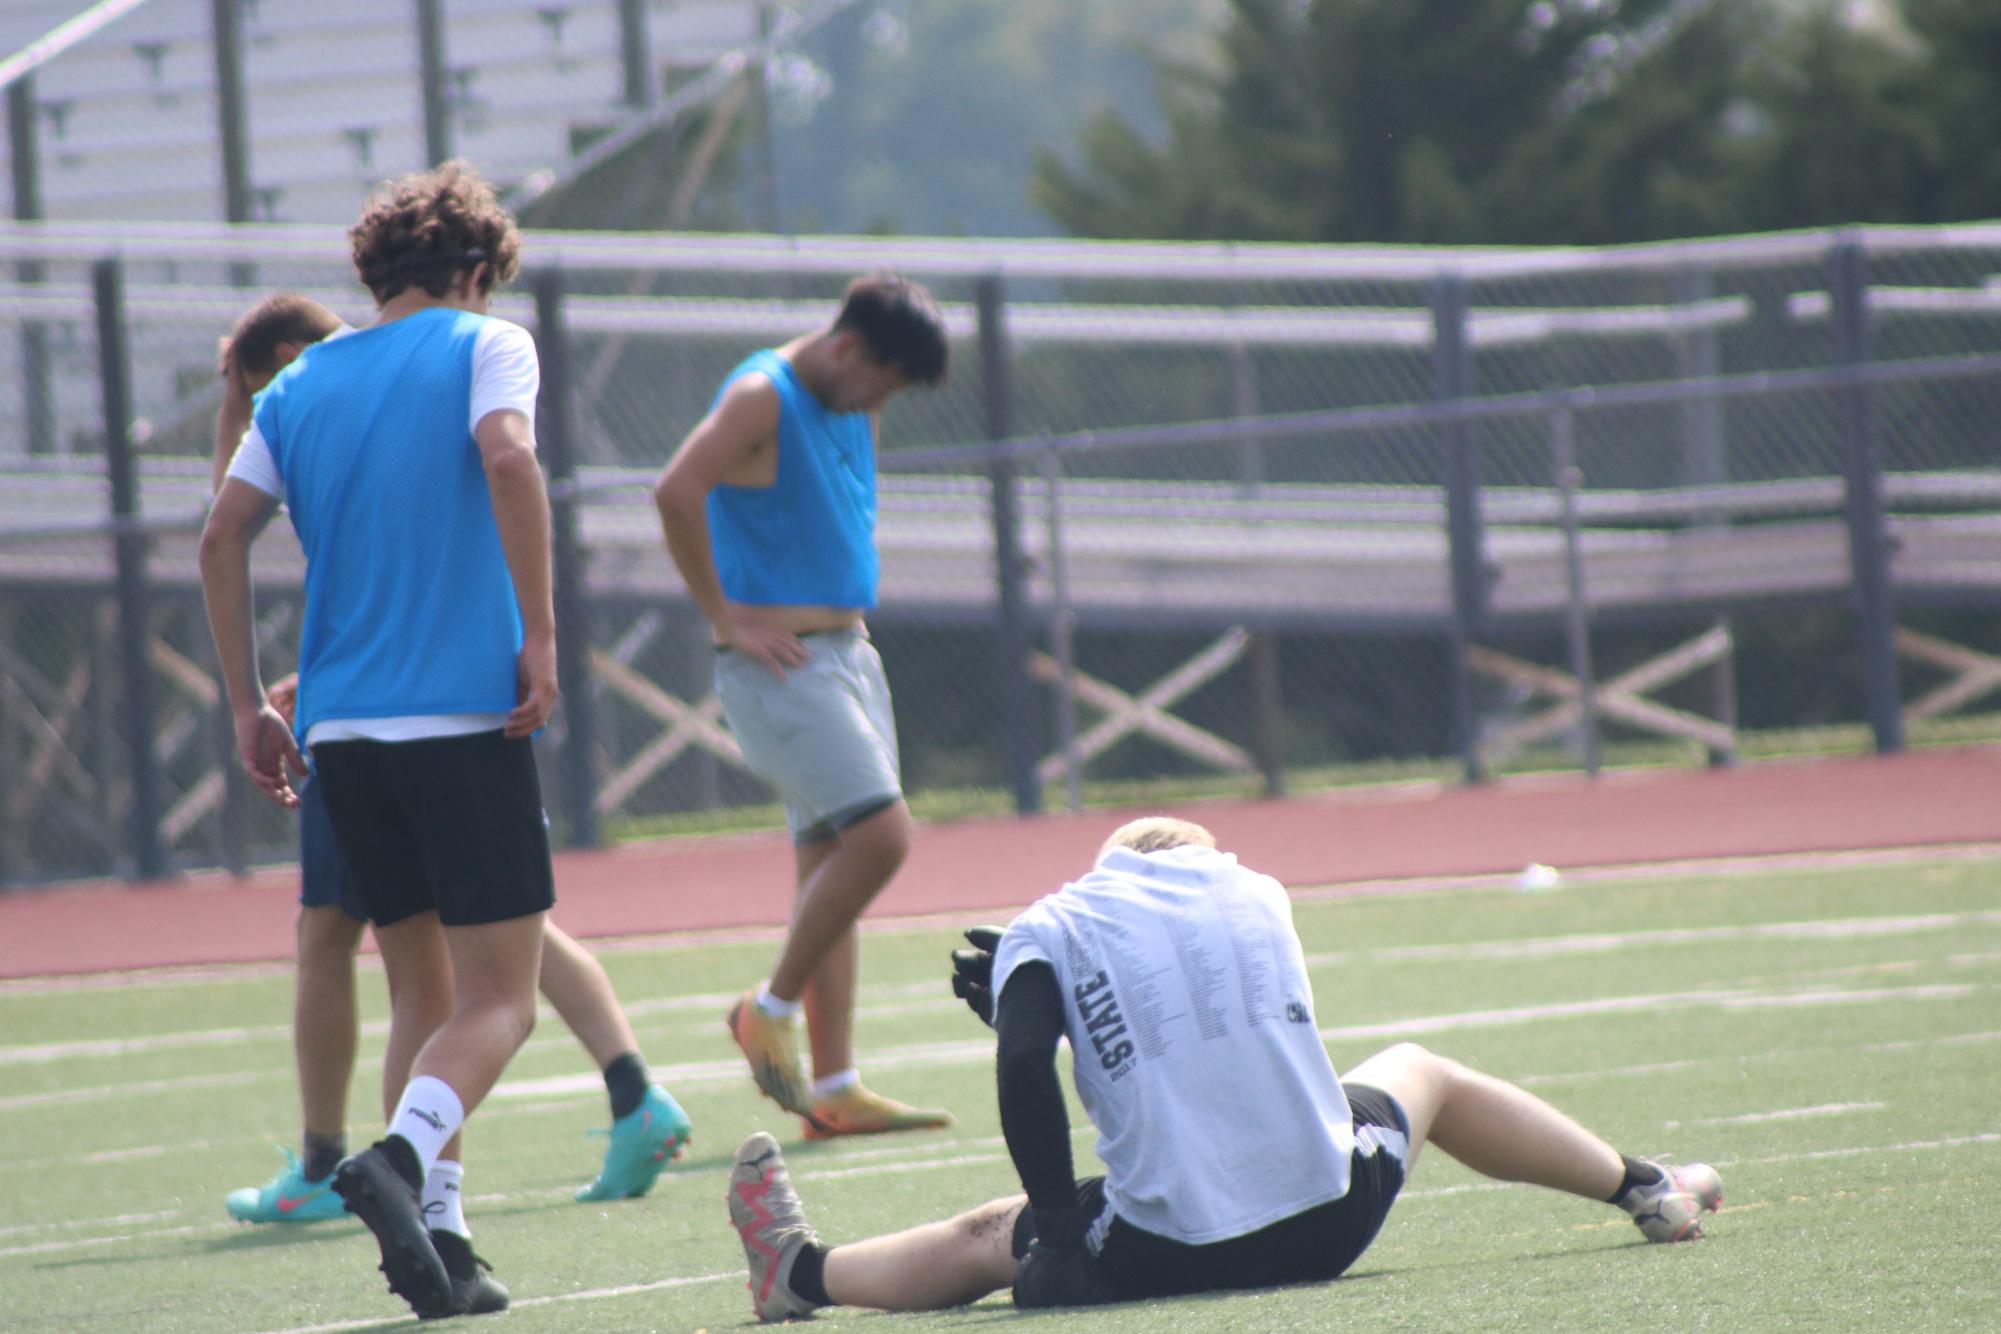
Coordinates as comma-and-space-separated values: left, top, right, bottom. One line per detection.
7, 0, 764, 223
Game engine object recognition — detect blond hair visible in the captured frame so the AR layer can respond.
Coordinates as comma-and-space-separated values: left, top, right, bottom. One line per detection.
1099, 816, 1218, 859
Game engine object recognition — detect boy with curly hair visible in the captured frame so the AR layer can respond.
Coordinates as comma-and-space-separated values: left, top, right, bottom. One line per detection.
201, 163, 571, 1319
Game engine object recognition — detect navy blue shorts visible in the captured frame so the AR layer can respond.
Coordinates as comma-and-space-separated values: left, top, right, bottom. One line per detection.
297, 774, 367, 921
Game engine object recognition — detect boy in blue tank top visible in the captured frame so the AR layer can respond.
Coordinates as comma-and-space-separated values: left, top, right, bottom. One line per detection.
210, 296, 692, 1238
655, 273, 952, 1138
201, 164, 556, 1320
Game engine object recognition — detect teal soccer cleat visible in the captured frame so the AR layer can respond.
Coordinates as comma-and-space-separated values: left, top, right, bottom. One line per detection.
575, 1085, 693, 1202
225, 1148, 352, 1223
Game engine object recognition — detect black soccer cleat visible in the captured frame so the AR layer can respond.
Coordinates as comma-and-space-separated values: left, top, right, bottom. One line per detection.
332, 1141, 452, 1319
428, 1229, 510, 1318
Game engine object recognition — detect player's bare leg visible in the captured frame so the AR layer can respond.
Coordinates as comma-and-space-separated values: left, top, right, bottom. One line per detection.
797, 837, 856, 1077
538, 921, 640, 1066
729, 1131, 1016, 1319
294, 905, 365, 1140
821, 1196, 1023, 1309
410, 914, 546, 1109
1344, 1042, 1622, 1196
373, 911, 454, 1122
1343, 1041, 1721, 1239
769, 801, 910, 1000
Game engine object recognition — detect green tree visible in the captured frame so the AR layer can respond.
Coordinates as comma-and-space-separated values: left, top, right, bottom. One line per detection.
1032, 0, 2001, 244
1894, 0, 2001, 220
1037, 0, 1772, 244
768, 0, 1218, 236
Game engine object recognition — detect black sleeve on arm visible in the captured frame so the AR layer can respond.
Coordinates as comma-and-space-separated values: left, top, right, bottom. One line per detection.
995, 961, 1087, 1248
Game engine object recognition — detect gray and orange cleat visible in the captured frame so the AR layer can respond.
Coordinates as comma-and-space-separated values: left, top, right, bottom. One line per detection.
1619, 1160, 1723, 1242
727, 993, 821, 1127
802, 1083, 953, 1140
726, 1132, 822, 1322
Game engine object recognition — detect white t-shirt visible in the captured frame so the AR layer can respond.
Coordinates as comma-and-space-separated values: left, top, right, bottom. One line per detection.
992, 845, 1359, 1247
225, 315, 540, 746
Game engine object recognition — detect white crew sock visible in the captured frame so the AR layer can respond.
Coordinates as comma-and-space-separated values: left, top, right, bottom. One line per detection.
423, 1160, 469, 1238
388, 1075, 465, 1181
810, 1067, 859, 1100
754, 981, 801, 1020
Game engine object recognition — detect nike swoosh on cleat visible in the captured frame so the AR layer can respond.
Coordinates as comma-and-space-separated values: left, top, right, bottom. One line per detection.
276, 1192, 324, 1212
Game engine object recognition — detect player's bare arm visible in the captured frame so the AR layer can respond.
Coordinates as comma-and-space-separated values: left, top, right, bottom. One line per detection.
653, 375, 818, 677
199, 477, 305, 806
210, 337, 255, 497
475, 406, 560, 737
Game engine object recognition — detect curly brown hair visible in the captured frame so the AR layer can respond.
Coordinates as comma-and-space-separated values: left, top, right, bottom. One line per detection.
348, 160, 522, 305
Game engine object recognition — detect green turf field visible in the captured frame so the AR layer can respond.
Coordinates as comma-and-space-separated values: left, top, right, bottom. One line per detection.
4, 854, 1998, 1332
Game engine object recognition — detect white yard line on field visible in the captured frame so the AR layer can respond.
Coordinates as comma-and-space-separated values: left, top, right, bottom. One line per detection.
236, 1129, 2001, 1334
3, 977, 1987, 1122
1303, 909, 2001, 969
0, 1070, 258, 1111
14, 906, 1993, 1070
1666, 1100, 1887, 1128
1317, 980, 1983, 1043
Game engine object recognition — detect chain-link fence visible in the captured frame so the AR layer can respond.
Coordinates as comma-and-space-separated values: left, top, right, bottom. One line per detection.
2, 222, 2000, 885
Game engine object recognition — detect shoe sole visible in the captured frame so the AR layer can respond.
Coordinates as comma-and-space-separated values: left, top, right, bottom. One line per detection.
726, 1000, 830, 1132
801, 1114, 952, 1141
333, 1156, 452, 1318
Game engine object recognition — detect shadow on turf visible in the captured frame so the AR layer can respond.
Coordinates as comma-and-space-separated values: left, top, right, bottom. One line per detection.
771, 1270, 1394, 1328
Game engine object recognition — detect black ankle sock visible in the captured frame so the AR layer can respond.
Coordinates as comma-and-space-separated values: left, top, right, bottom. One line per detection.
603, 1053, 651, 1121
789, 1242, 832, 1308
302, 1132, 347, 1183
379, 1135, 425, 1192
1608, 1155, 1665, 1204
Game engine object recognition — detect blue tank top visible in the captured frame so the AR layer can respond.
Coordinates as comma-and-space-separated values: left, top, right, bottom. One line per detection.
705, 349, 878, 609
254, 307, 524, 739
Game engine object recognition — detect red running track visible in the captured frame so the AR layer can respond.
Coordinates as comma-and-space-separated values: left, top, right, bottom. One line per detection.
4, 745, 2000, 979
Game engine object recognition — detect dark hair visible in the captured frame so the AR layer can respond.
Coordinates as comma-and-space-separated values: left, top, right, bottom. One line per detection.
230, 293, 342, 380
347, 160, 522, 305
832, 272, 949, 386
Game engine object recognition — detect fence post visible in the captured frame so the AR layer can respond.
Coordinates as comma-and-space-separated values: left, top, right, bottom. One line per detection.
533, 267, 601, 848
1431, 272, 1487, 783
1249, 630, 1285, 797
95, 258, 168, 881
416, 0, 452, 166
9, 76, 55, 456
1551, 402, 1601, 777
211, 0, 252, 223
1671, 266, 1736, 765
1829, 237, 1903, 754
0, 607, 13, 883
978, 273, 1040, 815
1040, 446, 1081, 814
618, 0, 653, 109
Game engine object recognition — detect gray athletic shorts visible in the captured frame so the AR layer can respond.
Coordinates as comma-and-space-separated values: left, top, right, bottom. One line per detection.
713, 627, 902, 844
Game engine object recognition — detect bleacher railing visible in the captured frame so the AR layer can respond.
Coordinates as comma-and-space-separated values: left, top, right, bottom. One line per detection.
2, 222, 1999, 885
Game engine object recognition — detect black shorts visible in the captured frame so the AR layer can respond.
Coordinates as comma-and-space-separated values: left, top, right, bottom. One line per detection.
311, 730, 555, 929
297, 774, 366, 921
1013, 1083, 1410, 1300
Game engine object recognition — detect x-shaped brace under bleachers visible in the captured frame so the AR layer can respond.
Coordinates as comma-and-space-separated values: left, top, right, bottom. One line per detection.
1470, 623, 1736, 767
1029, 626, 1257, 784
